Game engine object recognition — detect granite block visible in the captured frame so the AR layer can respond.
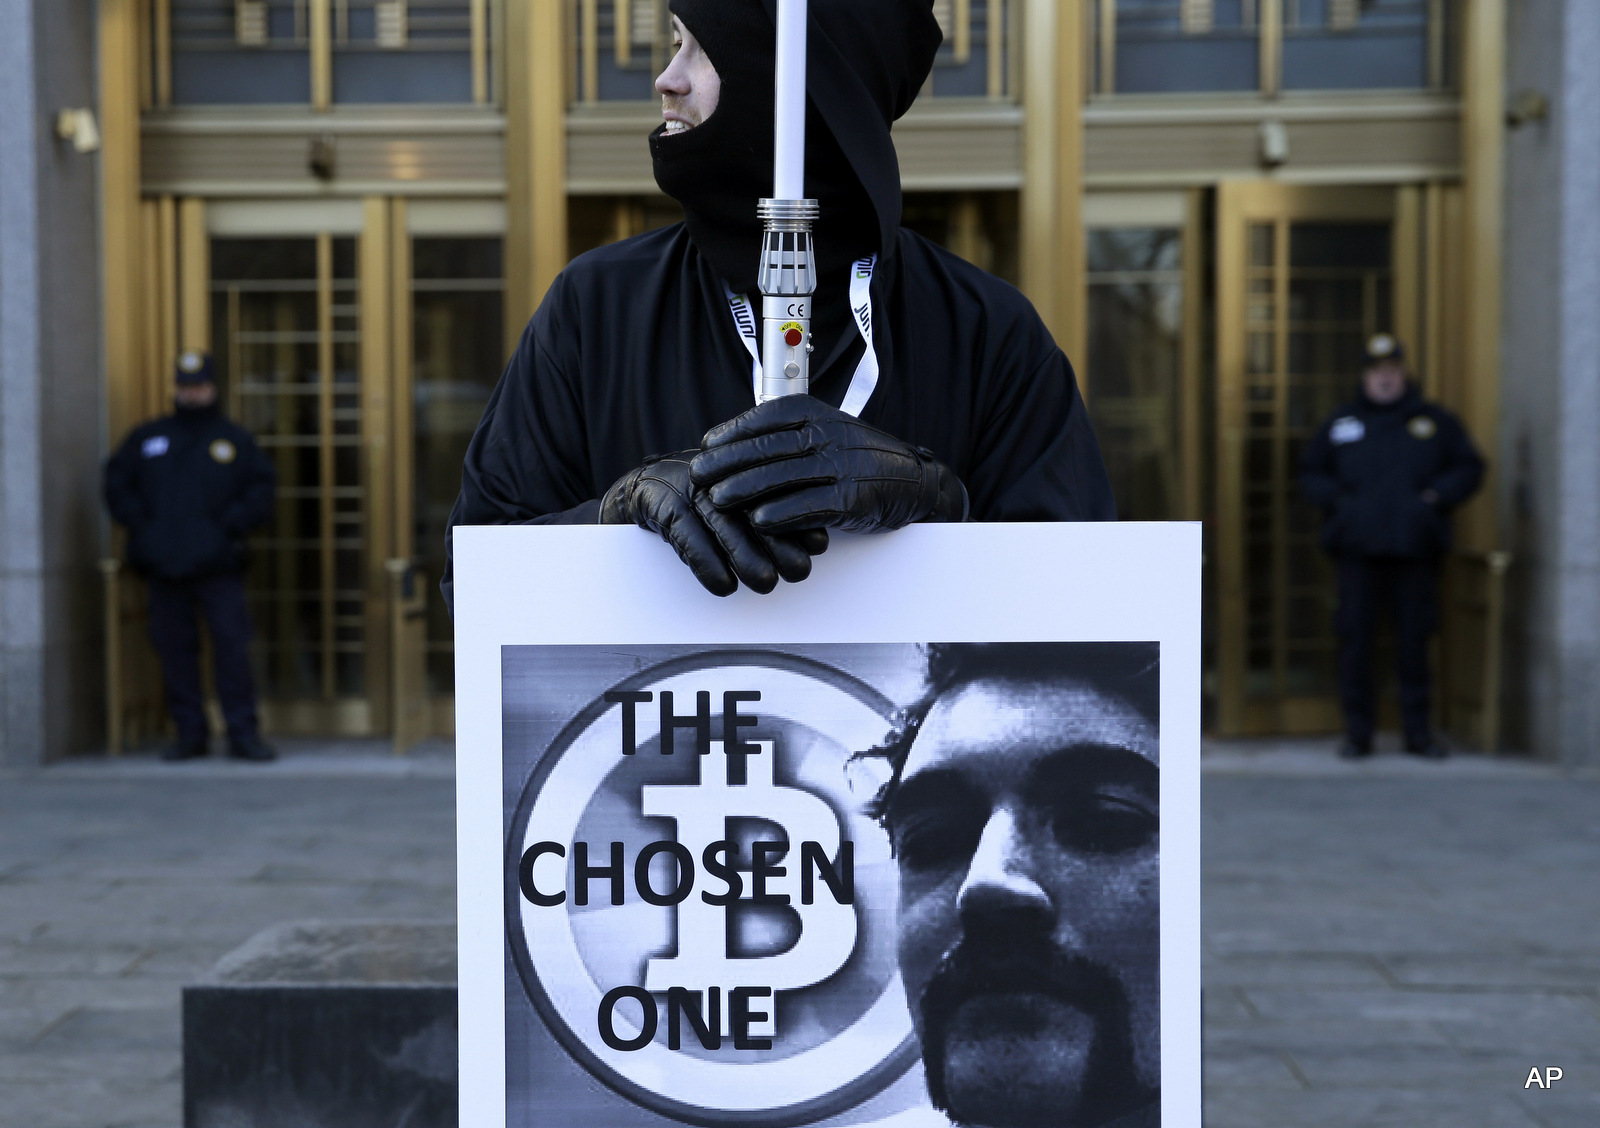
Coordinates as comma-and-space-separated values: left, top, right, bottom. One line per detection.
182, 921, 457, 1128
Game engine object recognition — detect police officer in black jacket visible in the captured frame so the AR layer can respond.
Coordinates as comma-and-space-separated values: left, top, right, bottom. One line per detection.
104, 352, 278, 762
1299, 334, 1484, 760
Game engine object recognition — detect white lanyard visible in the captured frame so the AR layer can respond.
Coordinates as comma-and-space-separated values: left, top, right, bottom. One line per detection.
724, 254, 879, 417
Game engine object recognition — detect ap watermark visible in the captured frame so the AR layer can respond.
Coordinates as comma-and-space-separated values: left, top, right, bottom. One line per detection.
1524, 1067, 1564, 1089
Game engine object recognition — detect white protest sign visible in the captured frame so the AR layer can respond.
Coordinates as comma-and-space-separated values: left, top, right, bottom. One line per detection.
455, 523, 1201, 1128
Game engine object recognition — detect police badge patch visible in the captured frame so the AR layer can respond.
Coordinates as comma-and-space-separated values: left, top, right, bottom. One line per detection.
1330, 416, 1365, 445
209, 439, 237, 464
1408, 415, 1437, 440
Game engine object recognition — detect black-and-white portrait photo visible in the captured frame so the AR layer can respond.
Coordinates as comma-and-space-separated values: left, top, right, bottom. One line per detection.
863, 643, 1160, 1128
498, 641, 1161, 1128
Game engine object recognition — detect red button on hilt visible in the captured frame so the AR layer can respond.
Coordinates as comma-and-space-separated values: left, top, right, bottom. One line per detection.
784, 327, 804, 348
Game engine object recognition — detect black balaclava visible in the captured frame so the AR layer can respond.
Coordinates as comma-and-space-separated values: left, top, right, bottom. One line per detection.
653, 0, 942, 297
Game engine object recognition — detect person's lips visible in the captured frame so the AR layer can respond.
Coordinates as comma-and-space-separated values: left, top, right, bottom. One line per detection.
661, 107, 697, 134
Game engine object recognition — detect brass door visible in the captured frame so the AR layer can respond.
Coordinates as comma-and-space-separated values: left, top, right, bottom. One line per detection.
203, 201, 406, 736
211, 226, 388, 734
1215, 183, 1412, 735
115, 198, 501, 745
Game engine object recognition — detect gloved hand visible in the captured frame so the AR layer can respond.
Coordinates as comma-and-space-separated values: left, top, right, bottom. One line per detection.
689, 396, 968, 534
600, 450, 828, 596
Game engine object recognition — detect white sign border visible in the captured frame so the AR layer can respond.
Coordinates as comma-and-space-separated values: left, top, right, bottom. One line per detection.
455, 522, 1203, 1128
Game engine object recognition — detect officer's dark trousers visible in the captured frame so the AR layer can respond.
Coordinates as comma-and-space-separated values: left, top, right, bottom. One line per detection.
147, 575, 260, 745
1336, 556, 1438, 747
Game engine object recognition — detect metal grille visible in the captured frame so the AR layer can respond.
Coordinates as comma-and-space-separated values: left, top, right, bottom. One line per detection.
1115, 0, 1258, 37
212, 236, 367, 702
1327, 0, 1360, 29
166, 0, 491, 105
626, 0, 661, 50
235, 0, 270, 45
333, 0, 474, 50
576, 0, 1009, 98
170, 0, 307, 49
1242, 219, 1392, 699
374, 0, 408, 47
1101, 0, 1261, 95
170, 0, 478, 50
1283, 0, 1429, 30
1181, 0, 1215, 34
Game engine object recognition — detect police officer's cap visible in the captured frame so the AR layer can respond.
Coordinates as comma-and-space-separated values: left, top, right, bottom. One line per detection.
1363, 334, 1404, 365
174, 351, 216, 385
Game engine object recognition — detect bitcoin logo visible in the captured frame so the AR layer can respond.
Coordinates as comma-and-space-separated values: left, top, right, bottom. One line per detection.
507, 651, 918, 1126
642, 741, 856, 1040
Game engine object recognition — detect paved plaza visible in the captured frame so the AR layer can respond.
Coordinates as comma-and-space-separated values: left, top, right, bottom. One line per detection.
0, 739, 1596, 1127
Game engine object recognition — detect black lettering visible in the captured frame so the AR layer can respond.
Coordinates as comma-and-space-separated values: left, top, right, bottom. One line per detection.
517, 841, 566, 907
722, 691, 760, 756
667, 987, 722, 1050
701, 840, 743, 905
801, 840, 854, 905
659, 690, 712, 756
751, 841, 789, 905
598, 986, 657, 1051
605, 691, 653, 756
635, 840, 695, 906
574, 841, 625, 906
731, 987, 773, 1050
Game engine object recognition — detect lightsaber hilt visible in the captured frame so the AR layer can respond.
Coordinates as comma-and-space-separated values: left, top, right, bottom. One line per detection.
756, 197, 819, 402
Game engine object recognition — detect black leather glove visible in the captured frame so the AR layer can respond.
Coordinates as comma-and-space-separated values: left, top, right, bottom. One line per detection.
689, 396, 968, 534
599, 450, 827, 596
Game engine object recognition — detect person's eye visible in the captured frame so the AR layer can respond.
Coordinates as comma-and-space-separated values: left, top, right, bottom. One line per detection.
892, 805, 985, 871
1051, 795, 1156, 855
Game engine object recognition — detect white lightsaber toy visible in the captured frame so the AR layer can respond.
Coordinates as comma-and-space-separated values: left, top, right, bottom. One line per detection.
756, 0, 817, 401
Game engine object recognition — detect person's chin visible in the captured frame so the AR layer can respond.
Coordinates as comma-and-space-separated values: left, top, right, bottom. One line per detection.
938, 992, 1094, 1128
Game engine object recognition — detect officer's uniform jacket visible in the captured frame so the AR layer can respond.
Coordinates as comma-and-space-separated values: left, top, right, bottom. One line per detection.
104, 407, 276, 581
1298, 385, 1484, 559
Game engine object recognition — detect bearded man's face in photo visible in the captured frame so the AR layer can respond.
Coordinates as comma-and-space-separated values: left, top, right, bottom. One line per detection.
887, 678, 1161, 1128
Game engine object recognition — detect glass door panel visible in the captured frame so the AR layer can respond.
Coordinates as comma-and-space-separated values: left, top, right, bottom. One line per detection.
410, 236, 503, 699
1086, 226, 1186, 521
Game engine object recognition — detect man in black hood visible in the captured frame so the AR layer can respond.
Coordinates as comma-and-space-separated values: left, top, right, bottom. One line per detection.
1299, 334, 1484, 759
446, 0, 1114, 600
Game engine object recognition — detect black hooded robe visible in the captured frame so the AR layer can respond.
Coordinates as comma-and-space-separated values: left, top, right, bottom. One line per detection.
444, 0, 1115, 602
444, 231, 1113, 586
